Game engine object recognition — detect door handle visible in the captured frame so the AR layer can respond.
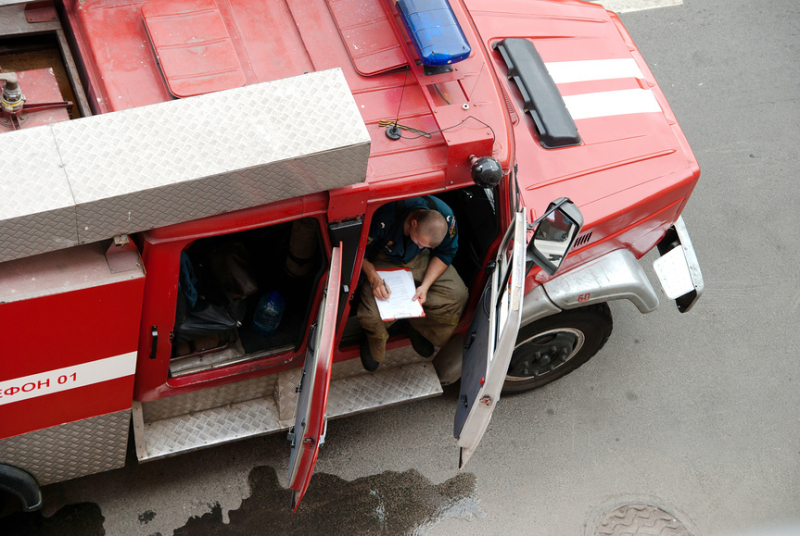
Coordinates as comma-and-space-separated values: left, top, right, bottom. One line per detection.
464, 331, 477, 350
149, 326, 158, 360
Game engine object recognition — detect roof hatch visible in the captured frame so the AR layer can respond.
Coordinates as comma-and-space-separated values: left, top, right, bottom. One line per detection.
142, 0, 246, 98
327, 0, 408, 76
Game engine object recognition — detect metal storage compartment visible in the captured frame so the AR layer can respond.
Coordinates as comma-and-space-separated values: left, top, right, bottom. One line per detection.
0, 242, 145, 484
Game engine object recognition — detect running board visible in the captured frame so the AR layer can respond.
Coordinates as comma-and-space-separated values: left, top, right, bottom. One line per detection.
133, 357, 442, 462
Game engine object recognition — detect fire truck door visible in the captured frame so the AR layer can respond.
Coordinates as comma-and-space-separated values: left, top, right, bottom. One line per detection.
454, 212, 526, 469
287, 245, 342, 512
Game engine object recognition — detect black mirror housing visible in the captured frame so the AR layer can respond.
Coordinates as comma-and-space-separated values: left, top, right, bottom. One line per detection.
526, 198, 583, 276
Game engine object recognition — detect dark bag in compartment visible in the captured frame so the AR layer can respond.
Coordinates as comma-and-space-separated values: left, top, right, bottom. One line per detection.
173, 243, 255, 345
174, 301, 241, 342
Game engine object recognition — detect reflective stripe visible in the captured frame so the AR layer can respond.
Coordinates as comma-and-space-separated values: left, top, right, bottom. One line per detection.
0, 353, 136, 406
544, 58, 643, 84
562, 89, 662, 120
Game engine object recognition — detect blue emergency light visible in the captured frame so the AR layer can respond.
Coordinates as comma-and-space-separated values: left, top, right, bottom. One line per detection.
396, 0, 471, 67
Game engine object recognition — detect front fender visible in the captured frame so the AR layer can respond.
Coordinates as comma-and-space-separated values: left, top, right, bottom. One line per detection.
437, 248, 661, 385
521, 249, 659, 327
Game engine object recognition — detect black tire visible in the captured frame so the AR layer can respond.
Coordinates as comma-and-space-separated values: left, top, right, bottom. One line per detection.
502, 303, 613, 394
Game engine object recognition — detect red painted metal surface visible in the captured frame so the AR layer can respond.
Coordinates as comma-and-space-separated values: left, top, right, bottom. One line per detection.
49, 0, 700, 403
0, 378, 133, 440
464, 0, 699, 287
0, 256, 144, 438
59, 0, 510, 194
134, 196, 331, 401
0, 278, 143, 381
0, 0, 705, 495
141, 0, 247, 98
326, 0, 407, 76
57, 0, 698, 228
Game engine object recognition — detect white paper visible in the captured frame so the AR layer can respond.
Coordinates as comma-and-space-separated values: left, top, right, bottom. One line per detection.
374, 269, 425, 321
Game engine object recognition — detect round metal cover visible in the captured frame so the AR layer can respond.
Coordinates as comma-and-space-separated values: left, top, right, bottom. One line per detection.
596, 504, 692, 536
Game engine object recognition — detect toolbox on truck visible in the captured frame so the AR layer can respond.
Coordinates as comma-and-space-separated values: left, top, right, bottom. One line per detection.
0, 68, 370, 262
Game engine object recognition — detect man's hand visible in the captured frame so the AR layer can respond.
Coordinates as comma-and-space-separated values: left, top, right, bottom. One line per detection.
414, 256, 448, 305
412, 284, 429, 305
362, 258, 391, 301
372, 275, 391, 301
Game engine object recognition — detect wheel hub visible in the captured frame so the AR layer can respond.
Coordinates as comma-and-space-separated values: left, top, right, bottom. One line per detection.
507, 328, 584, 379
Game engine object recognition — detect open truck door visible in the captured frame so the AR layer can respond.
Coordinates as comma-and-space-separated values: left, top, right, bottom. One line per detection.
454, 212, 526, 468
287, 245, 342, 511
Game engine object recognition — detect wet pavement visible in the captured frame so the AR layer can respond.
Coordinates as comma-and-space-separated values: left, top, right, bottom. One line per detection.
4, 466, 482, 535
175, 467, 481, 536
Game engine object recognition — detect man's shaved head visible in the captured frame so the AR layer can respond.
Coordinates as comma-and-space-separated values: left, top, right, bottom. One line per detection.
413, 210, 447, 248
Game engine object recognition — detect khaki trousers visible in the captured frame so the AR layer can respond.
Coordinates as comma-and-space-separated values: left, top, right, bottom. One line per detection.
357, 250, 468, 362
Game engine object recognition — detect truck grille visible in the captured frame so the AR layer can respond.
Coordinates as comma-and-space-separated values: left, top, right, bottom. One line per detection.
573, 231, 592, 248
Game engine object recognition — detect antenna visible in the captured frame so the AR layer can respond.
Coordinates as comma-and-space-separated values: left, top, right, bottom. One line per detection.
386, 68, 409, 141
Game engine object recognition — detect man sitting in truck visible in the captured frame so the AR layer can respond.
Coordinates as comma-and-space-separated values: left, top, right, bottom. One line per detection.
358, 196, 469, 371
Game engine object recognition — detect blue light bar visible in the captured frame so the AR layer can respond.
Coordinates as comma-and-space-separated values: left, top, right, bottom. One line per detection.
396, 0, 471, 67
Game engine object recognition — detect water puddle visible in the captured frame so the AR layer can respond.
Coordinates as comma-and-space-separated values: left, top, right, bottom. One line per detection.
175, 466, 484, 535
2, 466, 483, 535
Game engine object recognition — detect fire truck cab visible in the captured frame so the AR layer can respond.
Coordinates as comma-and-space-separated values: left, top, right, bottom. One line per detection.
0, 0, 703, 512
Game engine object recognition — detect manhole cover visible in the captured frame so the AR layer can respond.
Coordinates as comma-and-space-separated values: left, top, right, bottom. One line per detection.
596, 504, 692, 536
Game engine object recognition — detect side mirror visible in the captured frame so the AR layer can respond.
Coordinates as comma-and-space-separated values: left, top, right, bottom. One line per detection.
526, 198, 583, 276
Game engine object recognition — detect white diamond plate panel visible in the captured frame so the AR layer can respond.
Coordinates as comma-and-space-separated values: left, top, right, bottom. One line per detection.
277, 346, 434, 423
277, 367, 304, 424
138, 396, 282, 461
0, 410, 130, 485
330, 345, 432, 382
326, 363, 442, 418
50, 68, 370, 244
277, 360, 442, 427
0, 127, 79, 262
142, 374, 278, 422
72, 146, 370, 243
135, 358, 442, 461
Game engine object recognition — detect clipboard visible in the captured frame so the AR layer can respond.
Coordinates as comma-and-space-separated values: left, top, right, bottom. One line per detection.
374, 268, 426, 321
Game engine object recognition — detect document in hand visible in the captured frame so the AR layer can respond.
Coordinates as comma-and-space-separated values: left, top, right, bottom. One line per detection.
375, 268, 425, 321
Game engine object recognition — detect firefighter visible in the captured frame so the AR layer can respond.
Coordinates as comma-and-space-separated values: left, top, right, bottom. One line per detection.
357, 196, 468, 371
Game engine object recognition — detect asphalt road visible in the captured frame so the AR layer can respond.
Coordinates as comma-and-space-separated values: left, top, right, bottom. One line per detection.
6, 1, 800, 535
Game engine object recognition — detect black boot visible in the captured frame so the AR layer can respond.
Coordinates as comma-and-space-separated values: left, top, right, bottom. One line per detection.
406, 324, 434, 358
360, 338, 380, 372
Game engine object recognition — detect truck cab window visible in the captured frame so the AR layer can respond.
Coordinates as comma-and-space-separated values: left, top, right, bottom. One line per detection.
170, 218, 325, 377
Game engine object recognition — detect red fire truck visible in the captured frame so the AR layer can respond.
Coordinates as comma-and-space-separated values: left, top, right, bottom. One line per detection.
0, 0, 703, 512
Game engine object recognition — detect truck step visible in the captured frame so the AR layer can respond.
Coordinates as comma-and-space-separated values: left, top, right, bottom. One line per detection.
331, 362, 442, 418
132, 358, 442, 462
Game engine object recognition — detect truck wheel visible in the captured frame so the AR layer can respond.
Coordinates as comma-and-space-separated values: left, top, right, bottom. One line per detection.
503, 303, 612, 393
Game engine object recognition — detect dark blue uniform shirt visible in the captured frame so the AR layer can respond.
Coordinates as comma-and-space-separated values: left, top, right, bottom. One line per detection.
367, 196, 458, 266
